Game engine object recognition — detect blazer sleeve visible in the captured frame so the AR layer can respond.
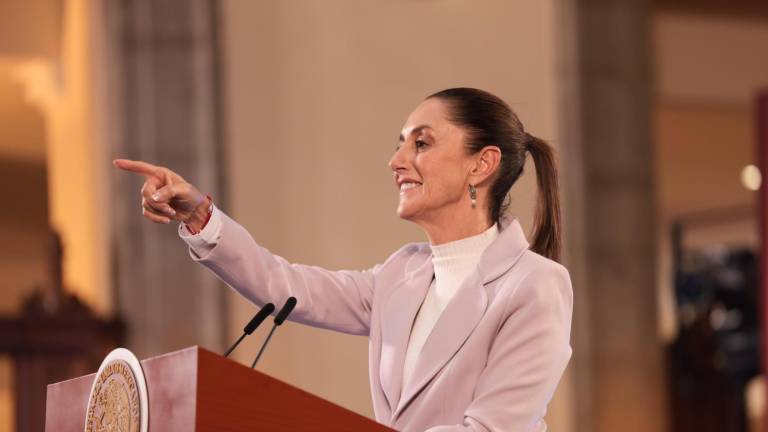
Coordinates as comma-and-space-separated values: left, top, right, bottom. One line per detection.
426, 263, 574, 432
188, 210, 386, 336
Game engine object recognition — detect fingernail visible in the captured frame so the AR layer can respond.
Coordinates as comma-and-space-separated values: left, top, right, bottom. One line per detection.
168, 209, 176, 216
152, 193, 160, 201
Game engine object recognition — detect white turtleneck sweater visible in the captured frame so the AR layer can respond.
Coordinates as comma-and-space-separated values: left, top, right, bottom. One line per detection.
401, 223, 499, 390
178, 208, 501, 394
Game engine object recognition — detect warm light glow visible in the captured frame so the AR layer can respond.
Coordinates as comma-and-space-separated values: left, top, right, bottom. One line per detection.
10, 60, 59, 110
0, 360, 13, 432
740, 164, 761, 191
9, 0, 111, 315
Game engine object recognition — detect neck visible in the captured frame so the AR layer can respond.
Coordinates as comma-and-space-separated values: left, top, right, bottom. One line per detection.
417, 203, 494, 245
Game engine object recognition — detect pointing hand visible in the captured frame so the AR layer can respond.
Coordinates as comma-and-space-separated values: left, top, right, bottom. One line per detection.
113, 159, 210, 229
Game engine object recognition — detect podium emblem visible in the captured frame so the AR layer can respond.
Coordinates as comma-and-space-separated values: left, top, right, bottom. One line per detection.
84, 348, 149, 432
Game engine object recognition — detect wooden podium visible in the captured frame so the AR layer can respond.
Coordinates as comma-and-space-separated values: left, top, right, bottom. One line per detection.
45, 346, 394, 431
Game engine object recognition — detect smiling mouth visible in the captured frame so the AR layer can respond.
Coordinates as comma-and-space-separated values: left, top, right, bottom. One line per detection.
399, 182, 422, 194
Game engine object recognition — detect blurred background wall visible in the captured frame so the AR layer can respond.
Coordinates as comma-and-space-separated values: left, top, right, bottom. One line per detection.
651, 5, 768, 431
653, 8, 768, 340
1, 0, 767, 431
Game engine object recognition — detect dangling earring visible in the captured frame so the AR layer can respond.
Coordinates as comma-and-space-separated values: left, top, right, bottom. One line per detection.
469, 184, 477, 208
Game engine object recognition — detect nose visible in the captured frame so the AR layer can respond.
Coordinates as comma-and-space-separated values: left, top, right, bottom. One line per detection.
388, 145, 408, 173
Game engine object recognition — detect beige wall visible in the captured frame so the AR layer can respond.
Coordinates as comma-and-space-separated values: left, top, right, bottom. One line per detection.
0, 0, 60, 61
220, 0, 572, 427
655, 105, 754, 218
654, 13, 768, 105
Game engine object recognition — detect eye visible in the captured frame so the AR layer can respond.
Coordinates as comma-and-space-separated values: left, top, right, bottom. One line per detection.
415, 139, 428, 149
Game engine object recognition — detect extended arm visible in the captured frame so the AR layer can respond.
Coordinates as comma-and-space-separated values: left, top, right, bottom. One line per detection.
113, 159, 378, 335
183, 208, 380, 336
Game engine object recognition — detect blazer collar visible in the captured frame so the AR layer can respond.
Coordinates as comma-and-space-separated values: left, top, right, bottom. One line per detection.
379, 216, 530, 420
478, 216, 531, 283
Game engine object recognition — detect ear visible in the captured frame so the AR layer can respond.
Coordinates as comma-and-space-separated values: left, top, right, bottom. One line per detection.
469, 146, 501, 185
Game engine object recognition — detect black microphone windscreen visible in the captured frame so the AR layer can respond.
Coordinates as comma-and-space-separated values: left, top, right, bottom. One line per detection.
244, 303, 275, 334
274, 297, 297, 325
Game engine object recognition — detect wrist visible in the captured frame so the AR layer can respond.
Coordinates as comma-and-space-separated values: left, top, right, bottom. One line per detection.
185, 195, 213, 234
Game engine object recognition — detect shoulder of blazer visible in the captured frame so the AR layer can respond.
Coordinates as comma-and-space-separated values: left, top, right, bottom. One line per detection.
373, 241, 431, 274
502, 249, 573, 319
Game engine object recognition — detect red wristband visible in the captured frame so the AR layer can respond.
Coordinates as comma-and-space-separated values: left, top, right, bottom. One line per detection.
185, 195, 213, 235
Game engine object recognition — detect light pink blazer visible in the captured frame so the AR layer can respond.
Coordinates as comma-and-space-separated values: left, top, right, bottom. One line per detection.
189, 211, 573, 432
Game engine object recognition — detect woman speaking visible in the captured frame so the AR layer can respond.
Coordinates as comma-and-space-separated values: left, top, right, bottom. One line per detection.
114, 87, 573, 432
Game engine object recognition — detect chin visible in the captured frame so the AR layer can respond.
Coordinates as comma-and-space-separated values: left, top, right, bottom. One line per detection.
396, 204, 417, 221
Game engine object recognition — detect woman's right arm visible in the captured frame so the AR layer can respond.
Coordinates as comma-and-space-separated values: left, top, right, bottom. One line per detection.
183, 204, 379, 335
114, 158, 379, 336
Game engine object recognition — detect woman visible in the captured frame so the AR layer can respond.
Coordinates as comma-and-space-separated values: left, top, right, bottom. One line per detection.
114, 87, 573, 432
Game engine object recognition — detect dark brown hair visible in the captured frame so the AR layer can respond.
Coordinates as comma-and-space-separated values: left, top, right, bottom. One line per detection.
426, 87, 562, 262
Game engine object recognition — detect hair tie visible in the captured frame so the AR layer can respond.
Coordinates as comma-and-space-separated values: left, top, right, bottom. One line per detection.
523, 132, 534, 152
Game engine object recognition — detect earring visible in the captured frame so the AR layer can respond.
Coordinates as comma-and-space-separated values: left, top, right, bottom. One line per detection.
469, 184, 477, 208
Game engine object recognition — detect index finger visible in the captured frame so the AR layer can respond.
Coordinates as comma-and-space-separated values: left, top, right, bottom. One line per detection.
113, 159, 161, 178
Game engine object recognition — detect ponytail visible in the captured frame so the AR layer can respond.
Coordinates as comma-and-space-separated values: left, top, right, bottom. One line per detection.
524, 133, 562, 262
425, 87, 563, 262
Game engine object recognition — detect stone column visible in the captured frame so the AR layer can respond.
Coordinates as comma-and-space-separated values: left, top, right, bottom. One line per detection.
105, 0, 226, 357
573, 0, 667, 431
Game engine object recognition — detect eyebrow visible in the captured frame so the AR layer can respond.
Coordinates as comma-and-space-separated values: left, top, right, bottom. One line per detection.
399, 124, 432, 142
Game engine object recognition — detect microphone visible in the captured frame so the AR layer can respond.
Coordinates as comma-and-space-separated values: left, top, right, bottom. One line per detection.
251, 297, 297, 368
223, 303, 275, 357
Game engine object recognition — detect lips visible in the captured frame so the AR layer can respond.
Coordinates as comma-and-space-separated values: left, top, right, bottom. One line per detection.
399, 181, 422, 193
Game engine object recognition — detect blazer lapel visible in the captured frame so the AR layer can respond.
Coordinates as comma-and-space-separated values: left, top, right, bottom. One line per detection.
393, 267, 488, 419
379, 253, 434, 413
392, 217, 530, 420
477, 218, 530, 285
